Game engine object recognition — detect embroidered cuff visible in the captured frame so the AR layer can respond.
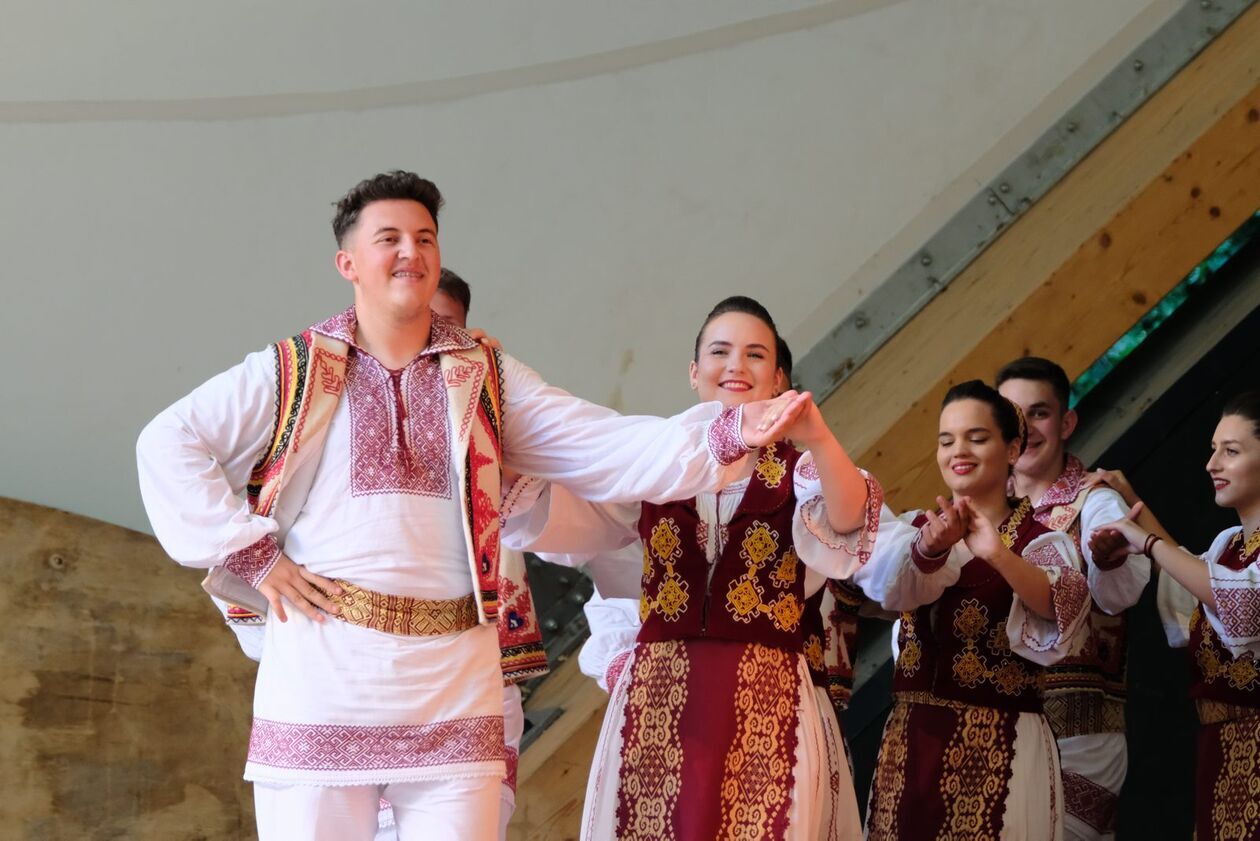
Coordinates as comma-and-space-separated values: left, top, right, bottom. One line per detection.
1019, 547, 1090, 653
707, 404, 754, 466
223, 534, 282, 589
798, 471, 884, 565
910, 532, 951, 574
605, 651, 632, 694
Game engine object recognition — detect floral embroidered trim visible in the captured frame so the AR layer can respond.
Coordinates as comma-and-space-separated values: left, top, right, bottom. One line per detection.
798, 470, 884, 564
223, 534, 282, 588
1038, 454, 1087, 509
1022, 544, 1090, 653
707, 404, 753, 466
310, 306, 478, 356
247, 716, 504, 772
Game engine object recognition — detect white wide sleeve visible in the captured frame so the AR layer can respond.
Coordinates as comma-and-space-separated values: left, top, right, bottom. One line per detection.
1080, 487, 1151, 614
501, 477, 641, 556
1202, 527, 1260, 659
136, 348, 280, 572
579, 590, 643, 693
791, 460, 884, 579
499, 353, 751, 504
853, 508, 968, 612
1006, 532, 1091, 666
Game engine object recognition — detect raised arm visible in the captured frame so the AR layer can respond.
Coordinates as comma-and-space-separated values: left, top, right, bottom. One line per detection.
498, 354, 807, 504
1079, 486, 1151, 615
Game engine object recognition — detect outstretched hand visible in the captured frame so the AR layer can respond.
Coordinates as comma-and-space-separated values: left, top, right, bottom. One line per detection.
740, 390, 813, 449
918, 496, 970, 557
258, 554, 343, 623
1088, 502, 1148, 565
1084, 468, 1140, 507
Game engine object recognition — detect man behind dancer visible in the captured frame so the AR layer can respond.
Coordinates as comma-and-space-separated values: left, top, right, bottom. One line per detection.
997, 356, 1149, 841
137, 171, 809, 841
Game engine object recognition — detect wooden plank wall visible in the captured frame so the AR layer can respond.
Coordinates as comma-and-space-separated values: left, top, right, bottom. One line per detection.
511, 7, 1260, 837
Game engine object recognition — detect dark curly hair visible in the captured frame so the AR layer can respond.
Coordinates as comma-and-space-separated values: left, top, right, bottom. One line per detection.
332, 171, 444, 246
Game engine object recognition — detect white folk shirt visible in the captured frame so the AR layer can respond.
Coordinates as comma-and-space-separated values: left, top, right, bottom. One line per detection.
137, 308, 753, 787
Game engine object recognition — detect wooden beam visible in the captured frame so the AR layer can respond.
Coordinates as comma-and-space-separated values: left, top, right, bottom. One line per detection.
820, 2, 1260, 483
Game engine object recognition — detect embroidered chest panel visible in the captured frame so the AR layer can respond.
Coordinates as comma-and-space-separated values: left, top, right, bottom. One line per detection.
638, 443, 806, 647
1191, 533, 1260, 703
345, 352, 452, 498
895, 504, 1047, 709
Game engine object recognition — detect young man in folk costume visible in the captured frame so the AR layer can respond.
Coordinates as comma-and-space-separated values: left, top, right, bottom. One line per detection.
136, 172, 808, 841
997, 357, 1149, 841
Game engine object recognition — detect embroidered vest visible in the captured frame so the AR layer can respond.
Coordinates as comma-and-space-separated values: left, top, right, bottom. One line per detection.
215, 327, 547, 684
894, 504, 1052, 713
636, 442, 807, 654
1189, 536, 1260, 711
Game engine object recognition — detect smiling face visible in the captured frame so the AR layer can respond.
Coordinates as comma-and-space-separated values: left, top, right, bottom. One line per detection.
689, 311, 784, 408
334, 199, 440, 324
998, 377, 1076, 481
1208, 414, 1260, 513
937, 398, 1022, 498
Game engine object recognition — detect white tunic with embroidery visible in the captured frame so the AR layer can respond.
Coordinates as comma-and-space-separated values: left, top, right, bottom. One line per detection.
137, 308, 754, 787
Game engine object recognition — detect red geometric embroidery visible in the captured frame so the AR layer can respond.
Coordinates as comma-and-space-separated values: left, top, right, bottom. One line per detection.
503, 746, 520, 793
1062, 770, 1118, 833
708, 405, 751, 466
223, 535, 282, 588
346, 353, 452, 498
1023, 543, 1089, 650
247, 716, 504, 771
1214, 587, 1260, 641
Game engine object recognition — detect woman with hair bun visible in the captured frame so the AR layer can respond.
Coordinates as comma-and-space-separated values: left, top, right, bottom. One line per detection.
1091, 390, 1260, 841
863, 380, 1090, 840
502, 295, 883, 840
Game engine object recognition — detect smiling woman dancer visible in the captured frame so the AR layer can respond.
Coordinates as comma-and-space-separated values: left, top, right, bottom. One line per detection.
503, 296, 883, 840
1090, 390, 1260, 841
861, 380, 1090, 841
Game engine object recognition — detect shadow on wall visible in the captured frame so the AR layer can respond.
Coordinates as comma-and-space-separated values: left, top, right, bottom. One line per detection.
0, 498, 257, 840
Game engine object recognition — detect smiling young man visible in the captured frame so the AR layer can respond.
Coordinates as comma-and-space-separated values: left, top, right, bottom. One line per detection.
997, 356, 1150, 841
137, 171, 810, 841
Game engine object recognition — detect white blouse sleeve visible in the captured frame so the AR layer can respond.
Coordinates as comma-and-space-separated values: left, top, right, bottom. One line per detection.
500, 476, 642, 556
1157, 569, 1198, 649
1202, 527, 1260, 659
136, 348, 280, 570
579, 590, 643, 693
1006, 531, 1091, 666
852, 508, 969, 612
499, 354, 752, 504
1079, 486, 1151, 615
791, 459, 884, 579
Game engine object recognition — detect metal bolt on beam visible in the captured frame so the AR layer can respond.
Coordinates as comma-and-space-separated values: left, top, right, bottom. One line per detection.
1133, 59, 1145, 71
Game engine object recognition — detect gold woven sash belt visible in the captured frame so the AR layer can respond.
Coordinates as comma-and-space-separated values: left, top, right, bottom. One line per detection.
318, 579, 479, 637
1197, 699, 1260, 726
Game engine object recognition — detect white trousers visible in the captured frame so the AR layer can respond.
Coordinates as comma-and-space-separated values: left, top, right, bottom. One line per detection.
1059, 732, 1126, 841
256, 775, 501, 841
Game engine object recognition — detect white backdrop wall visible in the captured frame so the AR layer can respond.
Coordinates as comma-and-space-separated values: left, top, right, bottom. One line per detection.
0, 0, 1177, 532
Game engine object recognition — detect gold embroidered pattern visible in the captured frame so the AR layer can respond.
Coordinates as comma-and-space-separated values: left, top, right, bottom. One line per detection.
951, 599, 1036, 696
897, 612, 923, 677
724, 521, 805, 631
867, 701, 911, 840
1194, 606, 1260, 692
1237, 527, 1260, 559
718, 644, 797, 837
618, 642, 689, 841
754, 443, 789, 489
804, 634, 825, 673
644, 518, 690, 621
323, 580, 478, 636
998, 497, 1032, 549
1210, 714, 1260, 840
935, 705, 1012, 841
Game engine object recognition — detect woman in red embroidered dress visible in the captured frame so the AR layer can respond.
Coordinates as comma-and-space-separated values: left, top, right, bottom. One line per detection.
862, 380, 1090, 841
1091, 390, 1260, 841
503, 296, 883, 841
